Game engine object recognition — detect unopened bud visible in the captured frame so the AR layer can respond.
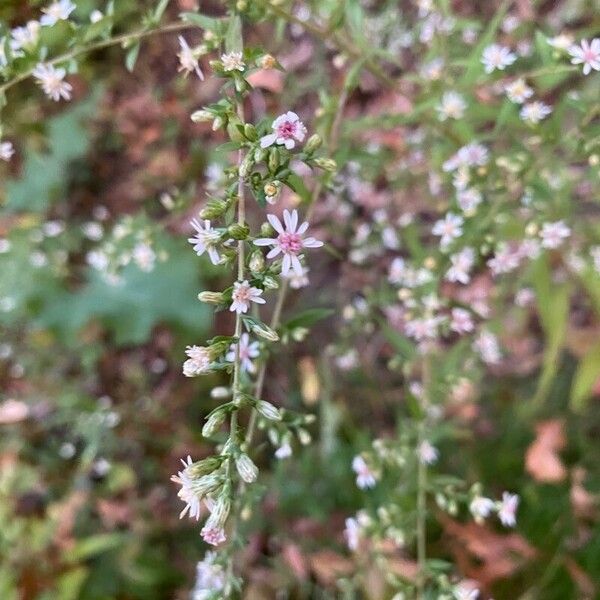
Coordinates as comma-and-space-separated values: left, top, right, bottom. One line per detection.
262, 275, 279, 290
255, 400, 282, 421
251, 321, 279, 342
198, 291, 225, 304
238, 153, 255, 178
235, 453, 258, 483
212, 116, 224, 131
202, 410, 227, 438
292, 327, 309, 342
210, 386, 231, 399
194, 471, 223, 497
191, 109, 213, 123
297, 428, 311, 445
268, 148, 280, 171
227, 223, 250, 240
305, 133, 322, 153
254, 147, 268, 163
227, 121, 244, 142
208, 491, 231, 528
208, 340, 229, 359
313, 157, 337, 172
243, 123, 258, 141
259, 54, 277, 69
249, 250, 265, 273
188, 456, 223, 477
260, 222, 274, 237
236, 0, 248, 10
199, 199, 228, 219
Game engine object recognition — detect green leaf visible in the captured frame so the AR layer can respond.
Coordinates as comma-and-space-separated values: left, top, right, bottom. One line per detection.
180, 12, 225, 35
570, 341, 600, 412
153, 0, 170, 21
284, 308, 334, 330
64, 533, 125, 562
225, 15, 242, 54
125, 41, 140, 72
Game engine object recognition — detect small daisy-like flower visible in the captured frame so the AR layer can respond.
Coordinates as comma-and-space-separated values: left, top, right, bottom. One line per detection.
481, 44, 517, 73
221, 51, 245, 72
568, 38, 600, 75
520, 101, 552, 124
437, 91, 467, 120
405, 316, 442, 342
487, 244, 521, 275
505, 78, 534, 103
40, 0, 76, 27
226, 333, 259, 373
183, 345, 212, 377
344, 517, 361, 551
284, 265, 310, 289
200, 523, 226, 546
170, 456, 203, 520
417, 440, 439, 465
547, 33, 573, 51
11, 21, 40, 50
454, 582, 480, 600
260, 111, 307, 149
446, 247, 475, 284
254, 209, 323, 276
188, 219, 222, 265
432, 212, 464, 248
420, 57, 444, 80
457, 188, 482, 212
469, 495, 496, 523
193, 552, 226, 597
132, 242, 156, 272
32, 64, 72, 102
498, 491, 519, 527
177, 36, 204, 80
450, 307, 474, 334
352, 455, 377, 489
473, 330, 501, 364
539, 220, 570, 249
0, 141, 15, 162
275, 442, 292, 459
230, 280, 265, 314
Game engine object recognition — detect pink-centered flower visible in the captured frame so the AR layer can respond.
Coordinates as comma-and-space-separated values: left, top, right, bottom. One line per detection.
230, 280, 265, 314
170, 455, 203, 520
481, 44, 517, 73
254, 209, 323, 276
498, 491, 519, 527
40, 0, 76, 27
352, 455, 377, 489
260, 112, 307, 149
33, 63, 72, 102
568, 38, 600, 75
200, 523, 226, 546
188, 219, 222, 265
226, 333, 259, 373
0, 141, 15, 162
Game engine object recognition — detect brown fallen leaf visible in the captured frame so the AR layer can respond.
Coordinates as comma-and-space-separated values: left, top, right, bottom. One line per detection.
525, 419, 567, 483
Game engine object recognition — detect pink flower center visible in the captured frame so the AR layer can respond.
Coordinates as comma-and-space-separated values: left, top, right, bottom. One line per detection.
234, 286, 250, 301
277, 121, 296, 139
584, 48, 597, 61
278, 232, 303, 254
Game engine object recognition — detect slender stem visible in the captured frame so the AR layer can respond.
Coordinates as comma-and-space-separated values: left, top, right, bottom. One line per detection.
0, 21, 194, 95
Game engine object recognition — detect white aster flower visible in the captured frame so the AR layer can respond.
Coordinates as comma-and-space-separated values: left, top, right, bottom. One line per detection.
539, 220, 570, 249
254, 209, 323, 276
132, 242, 156, 272
177, 36, 204, 80
33, 63, 73, 102
417, 440, 439, 465
450, 308, 474, 334
230, 280, 265, 314
183, 345, 212, 377
170, 456, 203, 520
192, 552, 226, 599
0, 141, 15, 162
473, 330, 501, 364
568, 38, 600, 75
469, 495, 496, 523
457, 188, 482, 212
520, 101, 552, 124
547, 33, 573, 51
498, 491, 519, 527
40, 0, 76, 27
481, 44, 517, 73
226, 333, 259, 373
446, 247, 475, 284
344, 517, 361, 551
275, 442, 292, 459
221, 51, 245, 72
432, 212, 464, 249
352, 455, 377, 490
188, 219, 222, 265
487, 244, 521, 275
454, 582, 479, 600
260, 111, 307, 149
11, 21, 40, 50
437, 91, 467, 121
505, 78, 534, 103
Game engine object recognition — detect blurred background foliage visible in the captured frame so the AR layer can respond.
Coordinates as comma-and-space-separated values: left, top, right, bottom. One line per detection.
0, 0, 600, 599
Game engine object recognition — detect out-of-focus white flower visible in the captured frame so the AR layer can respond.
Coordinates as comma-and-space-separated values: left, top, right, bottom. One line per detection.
344, 517, 361, 551
226, 333, 259, 373
420, 57, 444, 80
33, 63, 72, 101
515, 288, 535, 307
230, 280, 265, 314
437, 91, 467, 121
170, 456, 203, 520
450, 308, 474, 334
183, 345, 212, 377
487, 244, 521, 275
454, 581, 479, 600
539, 220, 570, 249
432, 212, 464, 249
177, 36, 204, 80
132, 242, 156, 272
221, 51, 245, 72
547, 33, 573, 51
284, 265, 310, 289
520, 101, 552, 124
260, 112, 307, 149
473, 330, 501, 364
469, 495, 496, 522
254, 209, 322, 276
90, 9, 103, 23
40, 0, 76, 27
11, 21, 40, 50
457, 188, 482, 212
352, 455, 377, 489
505, 78, 533, 103
417, 440, 439, 465
275, 442, 292, 459
192, 552, 226, 599
498, 491, 519, 526
568, 38, 600, 75
0, 141, 15, 162
188, 219, 222, 265
481, 44, 517, 73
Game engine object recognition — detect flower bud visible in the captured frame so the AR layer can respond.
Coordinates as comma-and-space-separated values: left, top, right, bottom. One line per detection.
264, 180, 281, 203
238, 153, 255, 178
254, 147, 268, 163
194, 471, 223, 497
297, 428, 311, 445
313, 157, 337, 172
235, 453, 258, 483
188, 456, 223, 477
251, 321, 279, 342
227, 223, 250, 240
262, 275, 279, 290
208, 340, 229, 359
207, 491, 231, 528
198, 291, 225, 304
243, 123, 258, 141
259, 54, 277, 69
305, 133, 322, 153
210, 386, 231, 399
249, 250, 265, 273
212, 116, 224, 131
260, 222, 274, 237
268, 148, 280, 171
255, 400, 282, 421
199, 199, 228, 220
202, 409, 227, 438
191, 109, 213, 123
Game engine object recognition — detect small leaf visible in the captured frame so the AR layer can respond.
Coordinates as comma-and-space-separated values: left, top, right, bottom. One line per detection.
570, 341, 600, 412
125, 41, 140, 72
284, 308, 334, 330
